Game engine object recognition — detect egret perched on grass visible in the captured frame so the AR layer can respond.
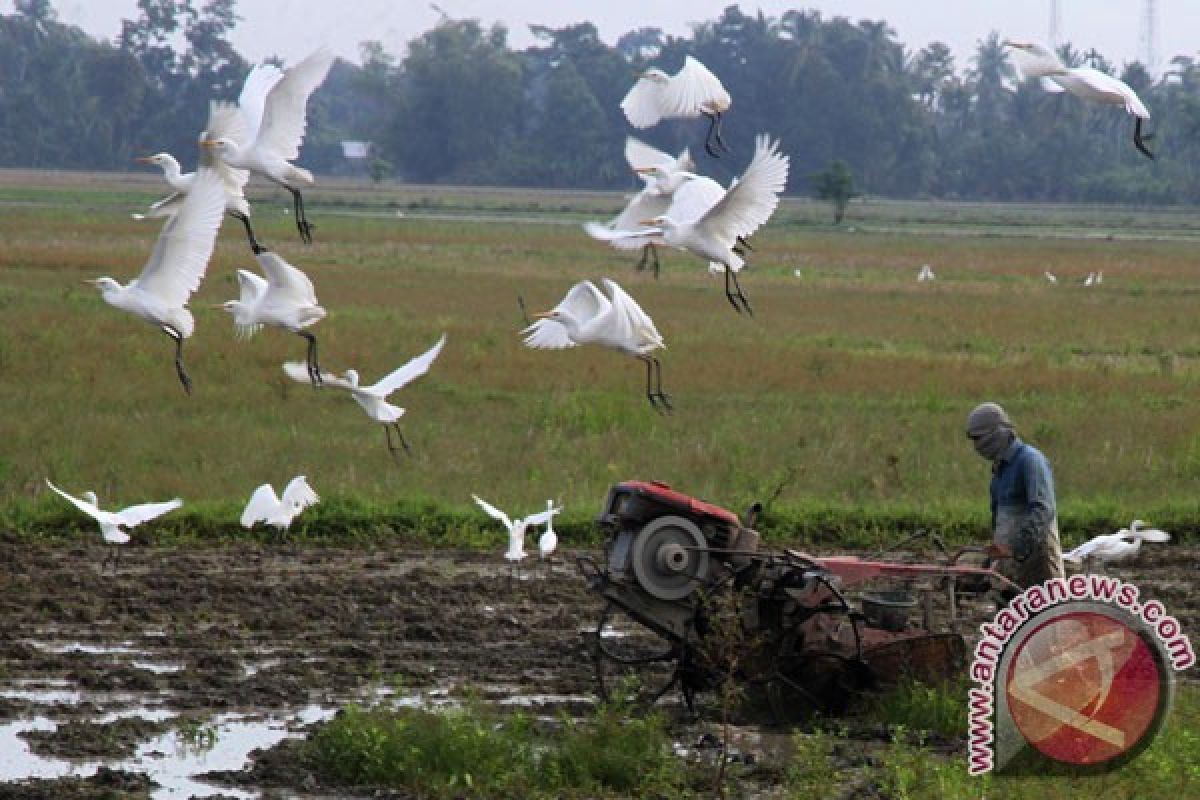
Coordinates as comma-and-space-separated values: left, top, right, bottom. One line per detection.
240, 476, 319, 532
1064, 520, 1170, 569
472, 494, 561, 579
622, 55, 731, 157
522, 279, 669, 411
202, 48, 335, 244
216, 245, 326, 385
87, 169, 226, 394
45, 479, 181, 569
134, 64, 283, 250
283, 334, 446, 459
1004, 40, 1154, 159
586, 135, 789, 314
586, 137, 694, 278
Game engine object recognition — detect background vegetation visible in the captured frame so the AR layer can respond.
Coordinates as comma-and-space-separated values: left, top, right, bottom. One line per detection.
5, 1, 1200, 202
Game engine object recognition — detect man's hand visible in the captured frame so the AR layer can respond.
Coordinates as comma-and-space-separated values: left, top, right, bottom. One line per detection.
986, 543, 1013, 561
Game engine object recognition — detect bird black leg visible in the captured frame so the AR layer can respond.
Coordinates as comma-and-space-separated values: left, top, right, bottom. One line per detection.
518, 295, 531, 326
1134, 117, 1155, 160
702, 111, 722, 158
290, 187, 314, 244
640, 356, 671, 413
164, 327, 192, 395
736, 235, 753, 252
723, 267, 753, 316
649, 243, 661, 279
713, 110, 729, 153
635, 245, 649, 273
651, 356, 672, 411
385, 423, 412, 461
230, 211, 263, 253
298, 331, 321, 387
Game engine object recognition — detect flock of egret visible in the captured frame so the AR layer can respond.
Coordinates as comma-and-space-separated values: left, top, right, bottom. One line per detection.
50, 43, 1170, 571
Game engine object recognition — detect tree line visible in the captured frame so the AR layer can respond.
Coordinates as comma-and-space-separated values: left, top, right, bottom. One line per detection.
4, 1, 1200, 203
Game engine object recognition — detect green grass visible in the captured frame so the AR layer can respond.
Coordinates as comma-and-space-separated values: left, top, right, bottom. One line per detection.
4, 174, 1200, 546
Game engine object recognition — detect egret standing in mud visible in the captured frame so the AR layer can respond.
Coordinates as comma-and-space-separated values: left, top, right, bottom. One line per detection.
472, 495, 562, 580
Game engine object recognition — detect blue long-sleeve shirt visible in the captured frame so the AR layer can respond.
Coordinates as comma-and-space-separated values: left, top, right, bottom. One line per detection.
990, 438, 1056, 558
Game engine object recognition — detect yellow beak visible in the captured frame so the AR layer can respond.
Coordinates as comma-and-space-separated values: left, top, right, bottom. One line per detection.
534, 311, 553, 319
134, 156, 155, 164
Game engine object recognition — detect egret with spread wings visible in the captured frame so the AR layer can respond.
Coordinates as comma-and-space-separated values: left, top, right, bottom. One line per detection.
241, 476, 319, 532
45, 479, 182, 569
621, 56, 732, 157
1063, 520, 1170, 567
472, 494, 562, 577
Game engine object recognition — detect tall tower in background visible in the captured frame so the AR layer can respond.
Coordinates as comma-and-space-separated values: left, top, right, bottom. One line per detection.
1139, 0, 1159, 76
1048, 0, 1062, 47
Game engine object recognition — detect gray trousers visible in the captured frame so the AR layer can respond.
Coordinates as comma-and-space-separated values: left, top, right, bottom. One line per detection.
993, 509, 1065, 589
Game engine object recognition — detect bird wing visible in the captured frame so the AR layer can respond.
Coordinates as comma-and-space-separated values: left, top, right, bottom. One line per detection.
255, 250, 318, 304
664, 56, 731, 116
255, 48, 335, 160
609, 190, 672, 234
1039, 76, 1067, 94
199, 101, 251, 194
366, 334, 447, 396
1133, 527, 1171, 543
666, 176, 726, 225
520, 318, 574, 349
138, 191, 185, 219
695, 134, 789, 242
131, 169, 227, 308
1063, 533, 1116, 562
523, 506, 561, 527
620, 73, 668, 128
603, 278, 663, 349
45, 479, 102, 521
241, 483, 280, 527
1067, 68, 1150, 117
282, 361, 354, 389
236, 268, 269, 305
624, 136, 674, 171
238, 63, 285, 144
115, 498, 182, 528
281, 475, 320, 510
583, 222, 662, 250
522, 280, 613, 349
472, 494, 513, 530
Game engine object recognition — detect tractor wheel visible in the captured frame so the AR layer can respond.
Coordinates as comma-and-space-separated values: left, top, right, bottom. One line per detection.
590, 600, 681, 710
766, 627, 873, 725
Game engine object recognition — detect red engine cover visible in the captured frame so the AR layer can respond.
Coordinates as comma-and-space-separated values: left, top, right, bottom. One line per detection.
617, 480, 742, 527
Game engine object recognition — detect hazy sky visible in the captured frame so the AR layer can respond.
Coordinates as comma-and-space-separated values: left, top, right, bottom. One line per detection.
44, 1, 1198, 77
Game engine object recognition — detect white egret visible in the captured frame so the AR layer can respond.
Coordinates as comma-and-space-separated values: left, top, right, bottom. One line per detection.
522, 279, 669, 410
134, 64, 283, 250
1084, 271, 1096, 286
1004, 40, 1154, 159
240, 476, 319, 532
87, 168, 226, 394
538, 499, 561, 561
586, 137, 694, 278
472, 494, 561, 579
1064, 520, 1170, 567
621, 55, 732, 157
1044, 271, 1058, 284
917, 264, 936, 282
586, 135, 789, 314
283, 334, 446, 459
216, 245, 326, 385
45, 479, 181, 569
202, 48, 335, 244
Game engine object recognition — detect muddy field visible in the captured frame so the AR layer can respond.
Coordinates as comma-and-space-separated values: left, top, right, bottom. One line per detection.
0, 538, 1195, 798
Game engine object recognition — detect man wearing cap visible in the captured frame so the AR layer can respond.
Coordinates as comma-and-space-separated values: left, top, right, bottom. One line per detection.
966, 402, 1064, 588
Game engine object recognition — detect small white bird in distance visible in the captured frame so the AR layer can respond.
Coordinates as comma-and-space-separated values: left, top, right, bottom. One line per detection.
241, 476, 319, 532
587, 137, 695, 279
1084, 271, 1096, 286
621, 55, 732, 157
45, 479, 182, 569
1004, 40, 1154, 159
522, 279, 669, 411
202, 48, 336, 244
87, 168, 226, 394
917, 264, 936, 282
216, 245, 326, 385
1044, 271, 1058, 284
1063, 519, 1170, 568
472, 494, 561, 579
134, 63, 283, 250
588, 134, 789, 314
538, 499, 562, 561
284, 334, 446, 460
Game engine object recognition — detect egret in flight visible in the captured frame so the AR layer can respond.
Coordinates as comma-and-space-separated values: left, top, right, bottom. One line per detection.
472, 494, 561, 579
1064, 520, 1170, 568
45, 479, 182, 569
241, 476, 319, 532
88, 169, 226, 394
1005, 40, 1154, 159
587, 135, 789, 314
203, 48, 335, 244
522, 279, 669, 411
284, 334, 446, 459
622, 55, 731, 157
216, 245, 326, 385
134, 64, 283, 250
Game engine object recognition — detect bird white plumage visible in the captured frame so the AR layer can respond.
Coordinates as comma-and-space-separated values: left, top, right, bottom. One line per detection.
45, 479, 181, 547
218, 248, 327, 383
522, 279, 670, 410
283, 334, 446, 457
88, 168, 227, 393
202, 48, 335, 243
241, 476, 319, 531
1063, 520, 1170, 565
472, 495, 561, 567
621, 55, 731, 156
1044, 271, 1057, 284
917, 265, 936, 282
538, 499, 561, 560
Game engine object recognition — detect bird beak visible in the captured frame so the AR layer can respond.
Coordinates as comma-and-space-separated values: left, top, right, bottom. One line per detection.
200, 139, 218, 148
639, 219, 658, 226
1002, 40, 1027, 50
634, 166, 656, 174
134, 156, 155, 164
82, 279, 99, 286
533, 311, 553, 319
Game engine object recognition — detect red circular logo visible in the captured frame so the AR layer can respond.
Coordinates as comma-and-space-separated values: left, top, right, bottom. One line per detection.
1004, 609, 1167, 767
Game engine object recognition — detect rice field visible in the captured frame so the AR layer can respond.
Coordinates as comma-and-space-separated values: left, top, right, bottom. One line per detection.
3, 169, 1200, 543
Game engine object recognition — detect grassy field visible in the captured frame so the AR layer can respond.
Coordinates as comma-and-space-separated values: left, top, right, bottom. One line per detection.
3, 170, 1200, 546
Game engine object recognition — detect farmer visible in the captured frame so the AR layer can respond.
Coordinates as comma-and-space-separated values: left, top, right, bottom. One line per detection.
965, 402, 1065, 589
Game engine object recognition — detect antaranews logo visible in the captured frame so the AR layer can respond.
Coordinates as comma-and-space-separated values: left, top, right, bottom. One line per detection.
968, 574, 1194, 775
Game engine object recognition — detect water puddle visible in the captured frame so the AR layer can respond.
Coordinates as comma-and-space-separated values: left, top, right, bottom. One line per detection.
29, 640, 149, 656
